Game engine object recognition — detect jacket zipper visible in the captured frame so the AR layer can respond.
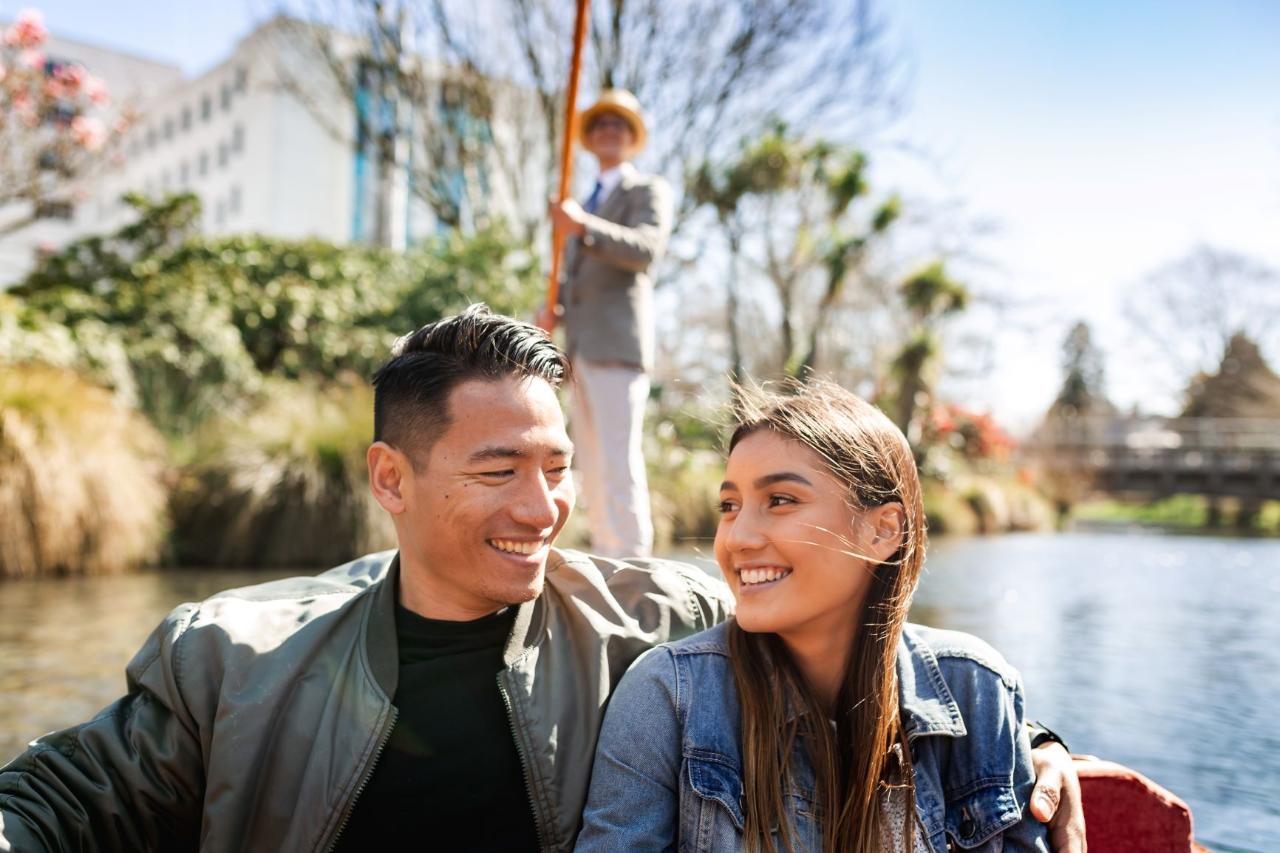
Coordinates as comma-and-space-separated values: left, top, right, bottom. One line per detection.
323, 706, 398, 853
499, 675, 550, 853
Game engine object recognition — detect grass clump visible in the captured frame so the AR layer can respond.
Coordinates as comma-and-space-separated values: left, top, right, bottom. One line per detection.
171, 379, 395, 568
0, 365, 167, 577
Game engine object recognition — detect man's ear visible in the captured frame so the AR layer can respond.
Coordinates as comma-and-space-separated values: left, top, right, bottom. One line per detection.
866, 502, 906, 563
368, 441, 410, 515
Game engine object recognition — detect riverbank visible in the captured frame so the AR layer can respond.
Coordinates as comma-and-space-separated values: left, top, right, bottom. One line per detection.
1073, 495, 1280, 536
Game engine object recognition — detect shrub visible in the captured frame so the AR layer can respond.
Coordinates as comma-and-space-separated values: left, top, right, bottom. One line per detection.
9, 193, 543, 436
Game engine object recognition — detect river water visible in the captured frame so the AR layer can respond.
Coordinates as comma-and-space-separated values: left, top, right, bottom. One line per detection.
1, 531, 1277, 850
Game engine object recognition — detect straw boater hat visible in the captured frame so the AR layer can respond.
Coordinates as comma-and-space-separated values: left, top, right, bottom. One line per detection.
577, 89, 648, 156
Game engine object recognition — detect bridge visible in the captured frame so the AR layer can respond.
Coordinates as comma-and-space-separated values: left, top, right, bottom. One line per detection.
1026, 416, 1280, 502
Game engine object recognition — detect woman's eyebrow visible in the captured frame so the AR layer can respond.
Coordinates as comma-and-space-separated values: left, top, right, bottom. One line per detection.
719, 472, 815, 492
754, 472, 813, 489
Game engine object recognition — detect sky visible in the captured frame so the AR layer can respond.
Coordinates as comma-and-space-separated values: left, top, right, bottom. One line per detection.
7, 0, 1279, 428
885, 0, 1280, 425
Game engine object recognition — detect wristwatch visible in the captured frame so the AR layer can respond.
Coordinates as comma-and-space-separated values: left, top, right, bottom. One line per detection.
1027, 720, 1069, 752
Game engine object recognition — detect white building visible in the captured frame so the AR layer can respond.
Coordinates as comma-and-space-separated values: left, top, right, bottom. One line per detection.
0, 15, 537, 285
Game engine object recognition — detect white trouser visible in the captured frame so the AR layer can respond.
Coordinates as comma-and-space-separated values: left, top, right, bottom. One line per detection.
570, 359, 653, 558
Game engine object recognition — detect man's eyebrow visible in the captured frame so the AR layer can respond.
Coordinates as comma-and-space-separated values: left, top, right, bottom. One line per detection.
468, 446, 526, 463
467, 445, 574, 463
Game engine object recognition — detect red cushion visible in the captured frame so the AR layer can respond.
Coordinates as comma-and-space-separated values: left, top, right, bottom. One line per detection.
1074, 757, 1205, 853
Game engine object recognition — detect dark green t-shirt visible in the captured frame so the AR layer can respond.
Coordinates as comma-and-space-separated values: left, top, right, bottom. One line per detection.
333, 603, 539, 851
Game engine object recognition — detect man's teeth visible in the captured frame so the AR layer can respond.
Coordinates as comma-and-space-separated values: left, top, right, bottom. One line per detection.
738, 567, 792, 586
490, 539, 543, 555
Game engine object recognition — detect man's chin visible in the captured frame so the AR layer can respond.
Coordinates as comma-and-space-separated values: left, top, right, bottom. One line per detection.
497, 572, 545, 607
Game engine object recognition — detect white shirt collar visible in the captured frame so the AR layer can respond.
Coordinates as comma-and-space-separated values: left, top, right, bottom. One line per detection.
594, 162, 634, 204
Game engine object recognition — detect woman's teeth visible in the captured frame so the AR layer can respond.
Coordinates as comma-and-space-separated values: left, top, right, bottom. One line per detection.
490, 539, 542, 555
738, 567, 792, 586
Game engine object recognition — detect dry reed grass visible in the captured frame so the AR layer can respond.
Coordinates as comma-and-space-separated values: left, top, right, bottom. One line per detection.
172, 379, 395, 568
0, 365, 168, 578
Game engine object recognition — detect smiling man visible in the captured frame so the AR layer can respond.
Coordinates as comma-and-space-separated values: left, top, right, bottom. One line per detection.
0, 306, 728, 852
0, 306, 1084, 852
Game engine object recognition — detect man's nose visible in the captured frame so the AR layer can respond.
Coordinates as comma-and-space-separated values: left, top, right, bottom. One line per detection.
510, 472, 559, 531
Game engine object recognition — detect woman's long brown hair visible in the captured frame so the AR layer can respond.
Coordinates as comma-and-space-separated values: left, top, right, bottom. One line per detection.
727, 380, 926, 853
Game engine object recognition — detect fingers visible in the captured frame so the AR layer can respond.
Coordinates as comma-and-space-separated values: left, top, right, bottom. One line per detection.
1029, 741, 1066, 821
1047, 779, 1087, 853
1027, 742, 1086, 851
1030, 781, 1060, 823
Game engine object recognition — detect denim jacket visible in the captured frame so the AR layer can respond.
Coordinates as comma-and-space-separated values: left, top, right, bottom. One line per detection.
575, 620, 1048, 853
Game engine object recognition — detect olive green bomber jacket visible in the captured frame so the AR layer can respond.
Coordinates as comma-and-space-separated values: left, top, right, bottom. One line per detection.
0, 549, 732, 852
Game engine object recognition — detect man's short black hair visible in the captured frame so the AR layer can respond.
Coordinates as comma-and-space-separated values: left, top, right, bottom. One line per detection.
372, 304, 569, 459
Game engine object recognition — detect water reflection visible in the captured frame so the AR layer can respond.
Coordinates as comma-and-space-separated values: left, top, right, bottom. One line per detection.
0, 534, 1276, 849
911, 533, 1280, 852
0, 569, 296, 763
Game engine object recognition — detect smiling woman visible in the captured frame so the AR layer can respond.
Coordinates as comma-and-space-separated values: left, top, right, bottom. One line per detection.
576, 379, 1050, 853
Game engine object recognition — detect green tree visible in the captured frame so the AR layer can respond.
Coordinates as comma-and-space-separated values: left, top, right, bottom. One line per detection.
1050, 320, 1112, 417
690, 124, 901, 382
889, 261, 968, 443
689, 124, 799, 382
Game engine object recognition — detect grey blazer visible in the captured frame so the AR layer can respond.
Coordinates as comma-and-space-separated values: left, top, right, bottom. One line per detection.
560, 167, 673, 372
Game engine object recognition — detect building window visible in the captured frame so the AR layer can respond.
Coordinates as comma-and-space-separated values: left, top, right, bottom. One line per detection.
161, 170, 171, 190
221, 83, 232, 112
217, 142, 229, 168
179, 161, 190, 185
145, 127, 156, 149
163, 118, 174, 141
234, 65, 248, 94
201, 94, 212, 121
198, 151, 209, 177
231, 124, 244, 154
229, 185, 241, 216
181, 107, 192, 131
215, 199, 226, 226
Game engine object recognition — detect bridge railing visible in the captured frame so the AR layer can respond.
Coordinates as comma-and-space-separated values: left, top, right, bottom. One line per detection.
1027, 416, 1280, 453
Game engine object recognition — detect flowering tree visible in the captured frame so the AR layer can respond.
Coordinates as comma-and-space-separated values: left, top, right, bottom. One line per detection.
923, 403, 1017, 464
0, 9, 127, 236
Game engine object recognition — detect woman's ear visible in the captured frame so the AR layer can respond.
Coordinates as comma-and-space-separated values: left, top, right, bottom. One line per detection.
866, 502, 906, 562
368, 441, 410, 515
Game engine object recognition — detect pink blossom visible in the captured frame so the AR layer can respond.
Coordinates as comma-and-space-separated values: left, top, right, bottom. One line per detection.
20, 49, 46, 70
84, 74, 108, 105
54, 64, 87, 91
71, 115, 106, 151
4, 9, 48, 50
